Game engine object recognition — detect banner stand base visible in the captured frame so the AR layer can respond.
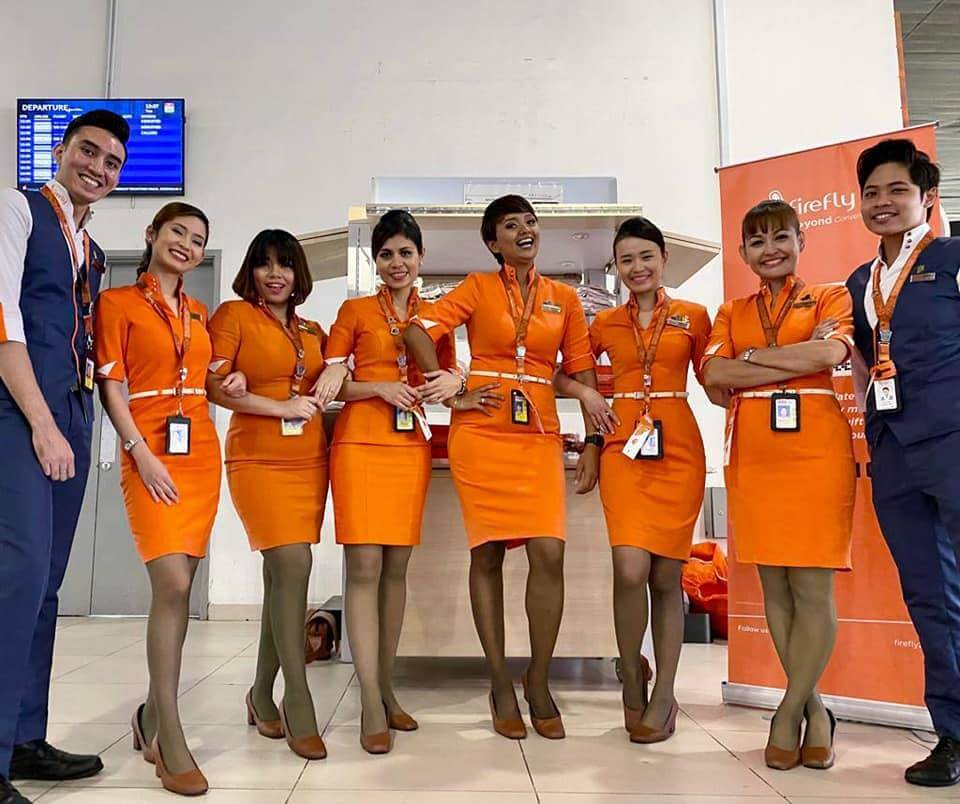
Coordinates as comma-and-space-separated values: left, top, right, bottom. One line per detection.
722, 682, 934, 732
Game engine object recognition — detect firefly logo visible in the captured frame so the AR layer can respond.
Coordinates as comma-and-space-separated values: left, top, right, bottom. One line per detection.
769, 189, 857, 214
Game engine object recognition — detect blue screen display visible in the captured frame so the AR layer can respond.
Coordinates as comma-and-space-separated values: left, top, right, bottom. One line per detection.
17, 98, 185, 195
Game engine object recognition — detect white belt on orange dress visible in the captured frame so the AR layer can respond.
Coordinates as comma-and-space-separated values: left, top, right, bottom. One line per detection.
128, 387, 207, 402
612, 391, 688, 400
470, 370, 552, 386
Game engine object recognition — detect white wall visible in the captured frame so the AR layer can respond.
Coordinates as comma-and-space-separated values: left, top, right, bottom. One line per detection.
0, 0, 902, 611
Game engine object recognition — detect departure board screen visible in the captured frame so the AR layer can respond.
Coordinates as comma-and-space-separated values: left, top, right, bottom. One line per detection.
17, 99, 185, 195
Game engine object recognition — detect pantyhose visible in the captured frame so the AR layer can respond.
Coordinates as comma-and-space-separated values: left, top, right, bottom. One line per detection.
344, 544, 415, 735
250, 543, 318, 739
757, 566, 837, 749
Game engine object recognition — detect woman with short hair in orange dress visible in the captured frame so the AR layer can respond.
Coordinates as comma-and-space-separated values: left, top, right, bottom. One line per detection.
95, 202, 226, 796
702, 200, 855, 771
559, 216, 720, 744
323, 210, 491, 753
404, 195, 601, 741
205, 230, 346, 762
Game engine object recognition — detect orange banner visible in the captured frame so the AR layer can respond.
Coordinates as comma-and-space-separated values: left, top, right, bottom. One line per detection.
718, 125, 939, 708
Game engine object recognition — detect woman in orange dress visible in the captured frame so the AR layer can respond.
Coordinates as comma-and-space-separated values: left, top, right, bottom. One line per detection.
702, 200, 855, 772
404, 195, 601, 741
205, 230, 345, 762
323, 210, 486, 753
558, 217, 719, 744
94, 202, 224, 796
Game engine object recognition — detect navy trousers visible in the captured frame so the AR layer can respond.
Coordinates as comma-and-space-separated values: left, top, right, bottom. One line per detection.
871, 427, 960, 739
0, 392, 91, 776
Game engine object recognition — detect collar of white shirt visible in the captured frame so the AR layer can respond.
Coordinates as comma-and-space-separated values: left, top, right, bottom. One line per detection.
45, 178, 94, 231
872, 221, 930, 273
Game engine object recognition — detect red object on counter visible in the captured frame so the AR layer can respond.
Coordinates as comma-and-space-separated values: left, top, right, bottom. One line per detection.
682, 542, 729, 640
430, 424, 450, 460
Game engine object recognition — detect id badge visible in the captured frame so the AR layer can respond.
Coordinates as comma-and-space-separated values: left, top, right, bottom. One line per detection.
770, 392, 800, 432
412, 408, 433, 440
511, 389, 530, 425
873, 376, 902, 413
165, 415, 192, 455
83, 358, 96, 392
623, 417, 654, 459
281, 418, 306, 436
394, 406, 416, 432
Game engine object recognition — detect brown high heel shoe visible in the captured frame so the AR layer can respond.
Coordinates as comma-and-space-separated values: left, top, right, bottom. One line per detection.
152, 736, 208, 797
387, 706, 419, 732
764, 714, 802, 770
278, 701, 327, 760
521, 671, 565, 740
488, 690, 527, 740
245, 689, 284, 739
131, 703, 156, 764
624, 654, 655, 732
360, 703, 392, 755
801, 707, 837, 770
630, 698, 679, 744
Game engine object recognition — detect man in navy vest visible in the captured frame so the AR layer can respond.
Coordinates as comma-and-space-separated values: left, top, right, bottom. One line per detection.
847, 138, 960, 788
0, 110, 128, 804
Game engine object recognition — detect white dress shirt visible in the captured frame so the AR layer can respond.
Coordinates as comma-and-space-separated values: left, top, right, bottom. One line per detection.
0, 180, 92, 344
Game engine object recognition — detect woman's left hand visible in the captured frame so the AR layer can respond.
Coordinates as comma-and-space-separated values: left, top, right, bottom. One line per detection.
312, 363, 349, 409
447, 382, 504, 415
220, 371, 247, 398
575, 445, 600, 494
417, 369, 463, 404
579, 386, 620, 434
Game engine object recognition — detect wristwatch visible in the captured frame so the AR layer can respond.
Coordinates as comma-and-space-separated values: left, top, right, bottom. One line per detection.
123, 436, 145, 453
584, 433, 605, 448
741, 348, 757, 362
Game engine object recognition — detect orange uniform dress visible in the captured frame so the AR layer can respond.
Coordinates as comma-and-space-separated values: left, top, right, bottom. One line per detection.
418, 265, 595, 549
702, 277, 856, 569
207, 300, 329, 551
325, 288, 454, 546
93, 274, 221, 563
591, 293, 711, 559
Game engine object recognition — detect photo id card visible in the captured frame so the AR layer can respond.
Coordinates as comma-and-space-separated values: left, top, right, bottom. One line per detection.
511, 389, 530, 425
873, 376, 902, 413
770, 392, 800, 432
622, 418, 664, 460
281, 418, 306, 436
165, 415, 192, 455
83, 358, 96, 392
394, 406, 416, 432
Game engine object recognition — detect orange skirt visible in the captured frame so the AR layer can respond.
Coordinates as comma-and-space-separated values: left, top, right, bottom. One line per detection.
448, 424, 565, 549
599, 399, 705, 559
227, 459, 328, 551
725, 395, 855, 569
121, 407, 221, 564
331, 443, 430, 546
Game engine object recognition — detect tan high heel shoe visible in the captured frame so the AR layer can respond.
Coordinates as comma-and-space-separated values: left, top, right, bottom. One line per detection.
801, 707, 837, 770
278, 701, 327, 760
521, 671, 565, 740
360, 703, 392, 755
764, 714, 803, 770
623, 654, 654, 732
387, 705, 419, 732
245, 689, 284, 739
488, 690, 527, 740
630, 698, 679, 744
152, 736, 208, 797
131, 703, 156, 764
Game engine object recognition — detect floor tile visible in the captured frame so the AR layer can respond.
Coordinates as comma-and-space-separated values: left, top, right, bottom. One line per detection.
296, 723, 533, 792
52, 631, 143, 657
289, 793, 538, 804
48, 683, 150, 724
539, 796, 785, 803
56, 654, 229, 689
44, 722, 134, 755
39, 788, 291, 802
51, 655, 100, 680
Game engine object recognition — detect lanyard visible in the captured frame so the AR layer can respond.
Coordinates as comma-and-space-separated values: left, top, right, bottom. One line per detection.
500, 267, 540, 380
870, 231, 935, 373
377, 285, 419, 385
138, 274, 192, 414
756, 277, 805, 347
259, 300, 308, 397
628, 288, 671, 417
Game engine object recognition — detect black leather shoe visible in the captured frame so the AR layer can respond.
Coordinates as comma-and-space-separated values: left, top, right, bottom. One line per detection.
0, 777, 30, 804
905, 736, 960, 787
9, 740, 103, 781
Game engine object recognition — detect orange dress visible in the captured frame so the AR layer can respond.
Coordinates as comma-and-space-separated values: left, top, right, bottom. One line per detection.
207, 300, 328, 551
325, 288, 454, 546
591, 293, 711, 559
702, 277, 856, 569
93, 274, 221, 563
417, 264, 595, 549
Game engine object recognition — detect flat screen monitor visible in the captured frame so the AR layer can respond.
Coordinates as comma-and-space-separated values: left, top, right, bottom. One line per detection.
17, 98, 185, 196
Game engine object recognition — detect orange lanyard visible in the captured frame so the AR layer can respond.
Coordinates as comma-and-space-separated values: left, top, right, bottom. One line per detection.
138, 274, 193, 414
500, 268, 539, 379
377, 285, 419, 385
756, 278, 805, 347
259, 301, 308, 397
628, 288, 671, 417
871, 231, 935, 372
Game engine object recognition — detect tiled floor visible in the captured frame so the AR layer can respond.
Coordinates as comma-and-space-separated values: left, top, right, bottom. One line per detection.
20, 616, 951, 802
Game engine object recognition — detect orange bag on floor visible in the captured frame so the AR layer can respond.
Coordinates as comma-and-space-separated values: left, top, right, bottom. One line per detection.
682, 542, 729, 640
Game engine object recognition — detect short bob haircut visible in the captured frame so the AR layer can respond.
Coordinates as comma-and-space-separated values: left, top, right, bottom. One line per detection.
137, 202, 209, 274
63, 109, 130, 161
741, 200, 800, 244
481, 194, 537, 265
856, 138, 940, 196
232, 229, 313, 307
613, 216, 666, 258
372, 209, 424, 256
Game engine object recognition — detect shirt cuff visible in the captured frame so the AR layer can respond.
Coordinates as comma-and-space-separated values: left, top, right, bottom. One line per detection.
207, 358, 234, 376
95, 359, 125, 382
325, 356, 349, 364
561, 353, 596, 375
0, 302, 25, 344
